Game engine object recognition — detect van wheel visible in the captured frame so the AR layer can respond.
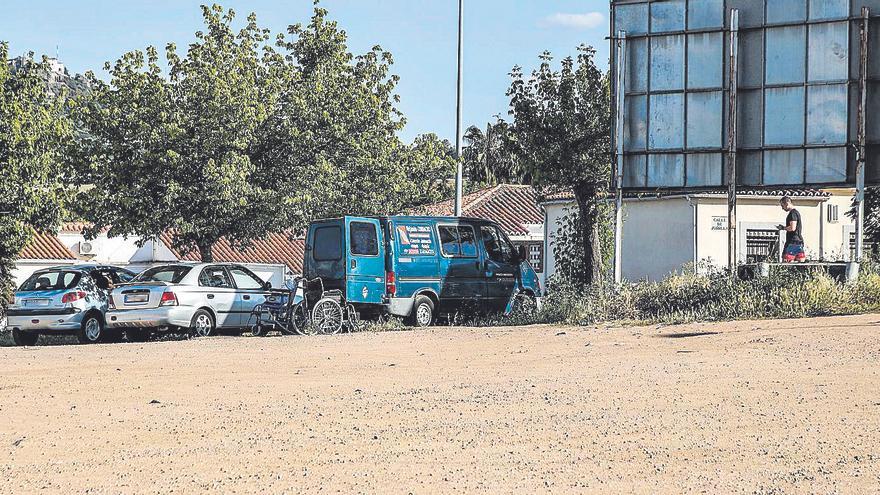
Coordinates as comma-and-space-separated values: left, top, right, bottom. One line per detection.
12, 329, 39, 346
408, 296, 435, 328
189, 310, 215, 338
77, 314, 104, 344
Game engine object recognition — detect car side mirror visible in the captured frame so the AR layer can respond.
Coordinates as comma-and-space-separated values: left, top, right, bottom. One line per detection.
263, 281, 272, 290
517, 245, 527, 263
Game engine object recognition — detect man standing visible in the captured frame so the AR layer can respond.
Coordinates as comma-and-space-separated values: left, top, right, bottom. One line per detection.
778, 196, 806, 262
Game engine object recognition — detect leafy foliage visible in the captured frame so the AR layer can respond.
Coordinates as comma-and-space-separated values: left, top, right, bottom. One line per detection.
73, 5, 283, 261
0, 43, 72, 313
461, 120, 529, 189
71, 3, 448, 260
505, 46, 611, 287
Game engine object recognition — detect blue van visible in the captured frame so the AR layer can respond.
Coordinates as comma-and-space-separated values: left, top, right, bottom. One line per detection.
303, 216, 542, 326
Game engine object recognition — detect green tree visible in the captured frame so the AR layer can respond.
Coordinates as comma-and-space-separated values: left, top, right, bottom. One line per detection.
73, 5, 287, 261
254, 4, 418, 221
462, 120, 528, 189
393, 133, 456, 210
506, 46, 611, 287
0, 44, 72, 311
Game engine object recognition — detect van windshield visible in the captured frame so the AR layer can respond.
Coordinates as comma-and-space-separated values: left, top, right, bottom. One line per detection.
131, 266, 192, 284
19, 270, 82, 292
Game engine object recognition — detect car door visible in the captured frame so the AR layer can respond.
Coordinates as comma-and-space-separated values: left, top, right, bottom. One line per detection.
437, 223, 485, 311
228, 265, 270, 327
197, 265, 237, 328
479, 225, 520, 313
345, 217, 386, 304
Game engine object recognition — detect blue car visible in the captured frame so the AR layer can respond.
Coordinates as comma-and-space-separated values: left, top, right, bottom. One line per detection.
6, 265, 136, 345
304, 216, 542, 327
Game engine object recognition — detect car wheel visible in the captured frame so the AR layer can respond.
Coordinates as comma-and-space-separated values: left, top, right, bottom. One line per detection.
407, 295, 435, 328
11, 329, 39, 346
189, 310, 215, 338
77, 314, 104, 344
126, 328, 151, 343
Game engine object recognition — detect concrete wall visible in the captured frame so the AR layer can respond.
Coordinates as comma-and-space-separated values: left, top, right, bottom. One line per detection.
619, 198, 695, 282
544, 197, 696, 283
544, 192, 857, 283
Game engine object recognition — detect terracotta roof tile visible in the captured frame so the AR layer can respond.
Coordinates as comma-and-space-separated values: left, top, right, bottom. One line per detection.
59, 222, 111, 234
160, 232, 305, 274
541, 188, 834, 203
19, 232, 77, 261
408, 184, 543, 237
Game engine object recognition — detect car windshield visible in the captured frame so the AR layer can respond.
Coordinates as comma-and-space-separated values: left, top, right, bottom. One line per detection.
19, 270, 82, 292
131, 266, 193, 284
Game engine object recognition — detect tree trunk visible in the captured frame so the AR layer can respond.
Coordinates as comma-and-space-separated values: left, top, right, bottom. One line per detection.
197, 242, 214, 263
573, 182, 603, 287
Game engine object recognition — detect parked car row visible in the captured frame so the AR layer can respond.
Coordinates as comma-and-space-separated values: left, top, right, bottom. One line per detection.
5, 215, 544, 346
6, 263, 273, 345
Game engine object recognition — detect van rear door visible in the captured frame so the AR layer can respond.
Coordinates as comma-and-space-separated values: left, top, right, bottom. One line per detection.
345, 217, 386, 304
305, 219, 346, 291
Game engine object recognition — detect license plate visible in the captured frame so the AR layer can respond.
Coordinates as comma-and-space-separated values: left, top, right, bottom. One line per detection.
124, 294, 149, 303
24, 299, 50, 307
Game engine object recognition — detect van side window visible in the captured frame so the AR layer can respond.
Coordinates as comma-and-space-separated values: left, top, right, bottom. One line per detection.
439, 226, 460, 256
314, 226, 343, 261
350, 222, 379, 256
438, 225, 477, 258
481, 226, 516, 263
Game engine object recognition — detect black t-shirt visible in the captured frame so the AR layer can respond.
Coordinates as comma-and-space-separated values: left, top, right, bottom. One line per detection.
785, 209, 803, 245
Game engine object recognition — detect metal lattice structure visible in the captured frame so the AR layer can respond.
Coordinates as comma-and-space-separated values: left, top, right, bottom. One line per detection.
611, 0, 880, 190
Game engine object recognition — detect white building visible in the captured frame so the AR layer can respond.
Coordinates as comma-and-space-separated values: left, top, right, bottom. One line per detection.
543, 188, 857, 283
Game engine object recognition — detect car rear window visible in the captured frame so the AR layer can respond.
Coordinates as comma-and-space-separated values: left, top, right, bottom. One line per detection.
350, 222, 379, 256
132, 266, 192, 283
314, 226, 342, 261
19, 271, 82, 291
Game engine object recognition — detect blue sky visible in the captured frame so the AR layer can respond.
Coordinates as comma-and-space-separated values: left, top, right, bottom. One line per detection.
1, 0, 610, 142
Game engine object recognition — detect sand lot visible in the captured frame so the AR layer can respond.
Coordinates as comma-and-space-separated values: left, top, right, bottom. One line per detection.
1, 315, 879, 494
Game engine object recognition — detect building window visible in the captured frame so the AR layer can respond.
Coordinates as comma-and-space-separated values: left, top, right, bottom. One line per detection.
766, 0, 807, 24
746, 229, 782, 264
808, 22, 849, 82
614, 2, 648, 35
650, 0, 685, 33
647, 154, 685, 187
687, 32, 723, 89
650, 35, 685, 91
686, 91, 723, 149
764, 149, 805, 185
687, 0, 723, 30
806, 147, 847, 183
765, 26, 806, 85
625, 95, 647, 151
687, 153, 723, 186
809, 0, 849, 21
765, 87, 805, 146
807, 84, 847, 145
649, 93, 684, 149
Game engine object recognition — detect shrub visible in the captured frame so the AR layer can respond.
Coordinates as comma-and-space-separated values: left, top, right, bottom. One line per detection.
532, 267, 880, 327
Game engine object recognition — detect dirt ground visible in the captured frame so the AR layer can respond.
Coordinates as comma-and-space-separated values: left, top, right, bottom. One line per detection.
1, 315, 879, 494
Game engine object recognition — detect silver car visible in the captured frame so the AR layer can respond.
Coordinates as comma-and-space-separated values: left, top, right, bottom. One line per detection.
6, 265, 137, 345
106, 263, 272, 339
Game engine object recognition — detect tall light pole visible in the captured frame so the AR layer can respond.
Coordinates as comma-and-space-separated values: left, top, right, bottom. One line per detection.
454, 0, 464, 216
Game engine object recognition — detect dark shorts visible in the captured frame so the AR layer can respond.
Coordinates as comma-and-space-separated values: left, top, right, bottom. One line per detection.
783, 243, 806, 262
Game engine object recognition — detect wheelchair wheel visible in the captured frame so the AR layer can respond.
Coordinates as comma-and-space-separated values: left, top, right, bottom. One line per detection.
312, 298, 343, 335
346, 305, 367, 332
291, 302, 314, 335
